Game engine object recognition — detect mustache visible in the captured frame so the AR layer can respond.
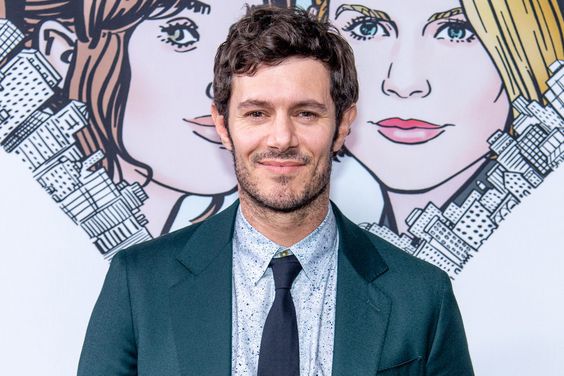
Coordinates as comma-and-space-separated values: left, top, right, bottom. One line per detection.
252, 149, 311, 164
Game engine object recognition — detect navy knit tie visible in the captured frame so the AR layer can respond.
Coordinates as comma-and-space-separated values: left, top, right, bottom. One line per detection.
257, 254, 302, 376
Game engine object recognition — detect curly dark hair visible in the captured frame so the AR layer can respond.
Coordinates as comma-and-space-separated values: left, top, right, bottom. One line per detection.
212, 6, 358, 125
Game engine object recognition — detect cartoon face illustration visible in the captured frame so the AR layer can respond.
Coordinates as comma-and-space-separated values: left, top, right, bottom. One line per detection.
330, 0, 511, 192
322, 0, 563, 237
29, 0, 263, 235
121, 4, 240, 195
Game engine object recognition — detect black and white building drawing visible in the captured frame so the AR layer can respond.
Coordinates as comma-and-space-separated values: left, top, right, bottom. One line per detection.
1, 17, 563, 273
0, 20, 151, 259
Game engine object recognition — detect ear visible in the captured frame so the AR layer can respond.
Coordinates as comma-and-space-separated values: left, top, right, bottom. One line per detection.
37, 20, 77, 89
332, 104, 357, 153
211, 103, 233, 151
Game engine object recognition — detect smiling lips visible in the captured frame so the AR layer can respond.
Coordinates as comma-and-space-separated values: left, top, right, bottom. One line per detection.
259, 160, 305, 174
371, 118, 453, 145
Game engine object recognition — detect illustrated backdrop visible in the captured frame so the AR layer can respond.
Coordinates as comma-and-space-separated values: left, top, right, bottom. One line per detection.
1, 0, 563, 374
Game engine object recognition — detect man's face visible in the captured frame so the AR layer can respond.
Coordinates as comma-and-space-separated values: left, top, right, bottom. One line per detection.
213, 57, 354, 212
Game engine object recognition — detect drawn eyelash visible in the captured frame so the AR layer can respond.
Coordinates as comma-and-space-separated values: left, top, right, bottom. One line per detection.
434, 19, 476, 43
343, 16, 390, 41
159, 21, 200, 49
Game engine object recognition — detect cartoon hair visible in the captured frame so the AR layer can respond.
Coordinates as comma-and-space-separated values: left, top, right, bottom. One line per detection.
316, 0, 564, 104
462, 0, 564, 103
61, 0, 207, 182
22, 0, 75, 46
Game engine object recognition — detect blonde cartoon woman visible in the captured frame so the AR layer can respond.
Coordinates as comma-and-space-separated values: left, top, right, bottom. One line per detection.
314, 0, 564, 236
23, 0, 265, 236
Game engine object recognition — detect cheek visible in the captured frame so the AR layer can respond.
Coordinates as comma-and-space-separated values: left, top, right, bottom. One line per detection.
127, 26, 214, 119
354, 44, 394, 102
434, 43, 506, 117
440, 46, 511, 141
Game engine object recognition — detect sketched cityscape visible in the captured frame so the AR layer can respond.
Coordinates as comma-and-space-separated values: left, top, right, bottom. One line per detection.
361, 59, 564, 278
0, 20, 152, 259
1, 19, 563, 273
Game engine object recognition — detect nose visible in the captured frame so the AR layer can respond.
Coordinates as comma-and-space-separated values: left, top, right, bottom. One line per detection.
381, 44, 431, 99
266, 114, 298, 151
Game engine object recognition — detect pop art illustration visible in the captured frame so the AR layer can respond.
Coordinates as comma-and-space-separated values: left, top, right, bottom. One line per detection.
314, 0, 564, 277
0, 0, 563, 274
0, 1, 271, 257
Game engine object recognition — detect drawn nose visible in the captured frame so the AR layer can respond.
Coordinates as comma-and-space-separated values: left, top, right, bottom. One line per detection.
381, 61, 431, 99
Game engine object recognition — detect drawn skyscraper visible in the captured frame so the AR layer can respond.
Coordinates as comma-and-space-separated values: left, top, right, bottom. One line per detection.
0, 20, 151, 258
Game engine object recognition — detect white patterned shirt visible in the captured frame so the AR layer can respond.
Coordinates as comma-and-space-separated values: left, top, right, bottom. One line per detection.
232, 206, 339, 375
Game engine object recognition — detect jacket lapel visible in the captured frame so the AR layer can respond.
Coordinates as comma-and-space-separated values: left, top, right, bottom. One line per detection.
332, 204, 392, 375
167, 201, 392, 375
169, 202, 239, 376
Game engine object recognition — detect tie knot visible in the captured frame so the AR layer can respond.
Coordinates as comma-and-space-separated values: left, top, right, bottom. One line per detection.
270, 254, 302, 290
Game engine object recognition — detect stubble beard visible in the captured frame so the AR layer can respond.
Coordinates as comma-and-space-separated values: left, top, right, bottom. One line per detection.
233, 147, 332, 213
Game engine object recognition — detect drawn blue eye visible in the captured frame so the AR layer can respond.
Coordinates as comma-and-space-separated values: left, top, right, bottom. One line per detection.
343, 16, 390, 41
160, 19, 200, 50
434, 21, 476, 43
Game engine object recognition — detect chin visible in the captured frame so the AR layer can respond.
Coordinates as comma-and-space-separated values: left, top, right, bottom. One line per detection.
377, 172, 457, 193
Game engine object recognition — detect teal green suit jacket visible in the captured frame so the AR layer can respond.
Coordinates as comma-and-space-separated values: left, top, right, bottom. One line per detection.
78, 202, 473, 375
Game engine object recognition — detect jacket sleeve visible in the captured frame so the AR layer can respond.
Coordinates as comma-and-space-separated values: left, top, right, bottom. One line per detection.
426, 273, 474, 376
77, 252, 138, 376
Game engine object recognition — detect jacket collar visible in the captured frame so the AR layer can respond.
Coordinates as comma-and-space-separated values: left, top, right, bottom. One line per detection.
170, 200, 391, 375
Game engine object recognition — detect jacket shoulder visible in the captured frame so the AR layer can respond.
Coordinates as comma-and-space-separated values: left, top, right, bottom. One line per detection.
111, 221, 204, 276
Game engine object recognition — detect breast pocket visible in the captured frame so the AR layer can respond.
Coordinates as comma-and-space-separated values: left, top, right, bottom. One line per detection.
376, 356, 422, 376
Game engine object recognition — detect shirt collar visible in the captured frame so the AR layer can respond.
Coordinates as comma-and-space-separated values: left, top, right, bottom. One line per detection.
233, 205, 338, 287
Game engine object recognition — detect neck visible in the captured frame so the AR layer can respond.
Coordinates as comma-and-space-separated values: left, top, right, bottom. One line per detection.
139, 182, 186, 236
386, 158, 486, 235
239, 188, 330, 247
118, 159, 185, 237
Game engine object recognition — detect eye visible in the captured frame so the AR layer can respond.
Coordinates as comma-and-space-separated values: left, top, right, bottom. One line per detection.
160, 18, 200, 50
343, 16, 391, 41
434, 21, 476, 43
246, 111, 266, 118
298, 111, 317, 118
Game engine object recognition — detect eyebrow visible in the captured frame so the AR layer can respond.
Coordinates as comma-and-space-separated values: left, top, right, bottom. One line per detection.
188, 0, 211, 15
335, 4, 392, 22
149, 1, 211, 20
428, 7, 464, 22
237, 100, 329, 113
237, 100, 271, 110
291, 101, 329, 113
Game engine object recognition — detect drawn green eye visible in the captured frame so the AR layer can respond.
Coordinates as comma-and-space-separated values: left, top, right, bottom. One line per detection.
434, 21, 476, 43
343, 16, 390, 41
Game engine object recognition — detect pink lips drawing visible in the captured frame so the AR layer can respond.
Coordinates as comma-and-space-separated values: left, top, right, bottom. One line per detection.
369, 118, 453, 145
182, 115, 222, 144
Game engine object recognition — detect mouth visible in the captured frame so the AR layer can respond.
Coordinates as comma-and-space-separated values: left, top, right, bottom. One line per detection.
369, 117, 454, 145
182, 115, 222, 145
257, 159, 306, 175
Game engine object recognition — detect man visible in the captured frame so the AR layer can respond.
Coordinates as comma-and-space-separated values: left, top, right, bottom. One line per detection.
78, 6, 473, 375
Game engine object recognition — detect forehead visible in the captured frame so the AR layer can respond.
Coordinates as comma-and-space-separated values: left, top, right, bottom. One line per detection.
230, 57, 333, 105
329, 0, 463, 21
